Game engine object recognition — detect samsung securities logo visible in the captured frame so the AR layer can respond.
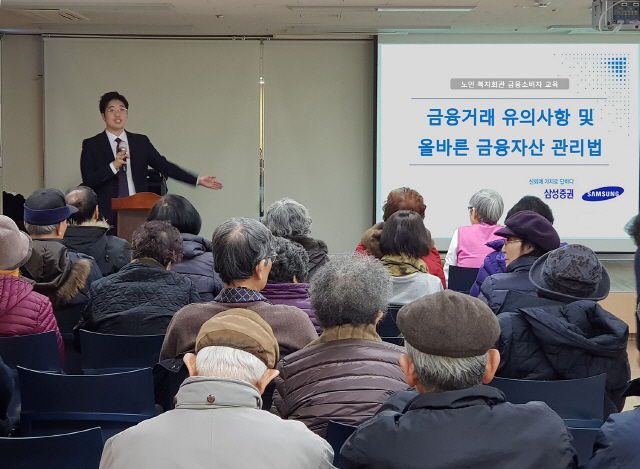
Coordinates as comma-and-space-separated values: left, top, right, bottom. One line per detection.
582, 186, 624, 202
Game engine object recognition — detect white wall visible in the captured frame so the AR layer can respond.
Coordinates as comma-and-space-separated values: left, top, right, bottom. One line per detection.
1, 35, 44, 197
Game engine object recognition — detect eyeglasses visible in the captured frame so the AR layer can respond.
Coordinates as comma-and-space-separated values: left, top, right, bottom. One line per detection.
504, 238, 523, 245
266, 253, 277, 264
467, 206, 473, 212
105, 107, 128, 113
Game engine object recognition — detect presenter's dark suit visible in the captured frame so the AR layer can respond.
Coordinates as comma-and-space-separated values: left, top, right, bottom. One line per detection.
80, 131, 198, 226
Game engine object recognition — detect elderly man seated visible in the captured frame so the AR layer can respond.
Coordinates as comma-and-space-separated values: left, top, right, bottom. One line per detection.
100, 309, 335, 469
273, 254, 407, 437
341, 291, 577, 469
161, 217, 317, 360
64, 186, 131, 277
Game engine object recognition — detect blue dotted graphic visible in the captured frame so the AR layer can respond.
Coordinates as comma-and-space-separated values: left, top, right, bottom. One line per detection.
554, 53, 632, 134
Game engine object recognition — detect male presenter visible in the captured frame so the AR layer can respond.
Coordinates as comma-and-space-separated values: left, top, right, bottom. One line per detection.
80, 91, 222, 227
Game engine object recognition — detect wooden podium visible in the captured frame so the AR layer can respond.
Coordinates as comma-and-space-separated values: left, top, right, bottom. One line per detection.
112, 192, 161, 243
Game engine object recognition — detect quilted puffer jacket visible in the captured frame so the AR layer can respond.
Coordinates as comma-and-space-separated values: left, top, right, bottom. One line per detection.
478, 256, 538, 314
261, 282, 322, 334
273, 324, 408, 437
170, 234, 223, 302
0, 274, 64, 360
497, 300, 630, 417
77, 259, 200, 335
469, 239, 506, 297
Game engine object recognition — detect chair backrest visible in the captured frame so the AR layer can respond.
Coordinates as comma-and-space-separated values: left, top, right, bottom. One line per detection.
79, 329, 165, 374
18, 366, 156, 440
326, 420, 357, 469
1, 427, 104, 469
567, 427, 599, 466
377, 305, 403, 344
0, 331, 61, 372
489, 374, 606, 421
448, 266, 480, 294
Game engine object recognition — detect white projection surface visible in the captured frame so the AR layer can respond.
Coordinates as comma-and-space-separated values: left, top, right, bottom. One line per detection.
377, 44, 639, 251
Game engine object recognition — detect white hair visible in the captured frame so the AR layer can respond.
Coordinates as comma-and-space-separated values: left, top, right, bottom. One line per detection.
195, 346, 267, 384
262, 198, 312, 237
469, 189, 504, 225
406, 342, 487, 392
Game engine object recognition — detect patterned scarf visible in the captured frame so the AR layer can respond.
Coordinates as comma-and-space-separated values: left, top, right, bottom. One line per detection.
214, 287, 268, 303
381, 254, 429, 277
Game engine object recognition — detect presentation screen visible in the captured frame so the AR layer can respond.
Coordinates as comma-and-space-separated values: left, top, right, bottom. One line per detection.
376, 43, 639, 252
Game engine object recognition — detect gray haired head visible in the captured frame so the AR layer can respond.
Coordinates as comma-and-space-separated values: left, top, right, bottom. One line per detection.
268, 237, 309, 283
262, 198, 312, 237
212, 218, 275, 285
469, 189, 504, 225
406, 342, 487, 392
309, 254, 392, 329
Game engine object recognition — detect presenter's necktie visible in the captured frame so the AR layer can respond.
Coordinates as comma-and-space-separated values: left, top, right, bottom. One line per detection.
115, 138, 129, 198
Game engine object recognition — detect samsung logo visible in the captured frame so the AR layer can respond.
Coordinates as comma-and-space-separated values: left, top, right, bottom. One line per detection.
582, 186, 624, 201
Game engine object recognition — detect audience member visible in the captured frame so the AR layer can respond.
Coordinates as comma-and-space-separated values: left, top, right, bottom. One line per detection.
262, 198, 328, 281
20, 189, 101, 331
273, 254, 407, 437
0, 216, 64, 359
444, 189, 504, 282
625, 213, 640, 352
100, 309, 335, 469
478, 211, 560, 313
356, 187, 445, 288
147, 194, 223, 301
379, 211, 443, 305
470, 195, 554, 296
341, 290, 577, 469
63, 186, 131, 277
0, 355, 13, 436
261, 236, 321, 334
496, 244, 630, 417
584, 406, 640, 469
161, 217, 317, 360
77, 221, 200, 335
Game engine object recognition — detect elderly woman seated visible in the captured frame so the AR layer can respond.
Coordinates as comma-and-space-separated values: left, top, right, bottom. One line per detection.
273, 254, 407, 437
261, 237, 321, 334
356, 187, 445, 288
262, 198, 328, 281
147, 194, 223, 301
444, 189, 504, 283
478, 210, 560, 314
76, 221, 201, 335
379, 211, 443, 305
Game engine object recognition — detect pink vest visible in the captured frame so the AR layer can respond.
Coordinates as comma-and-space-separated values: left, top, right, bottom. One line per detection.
457, 224, 504, 268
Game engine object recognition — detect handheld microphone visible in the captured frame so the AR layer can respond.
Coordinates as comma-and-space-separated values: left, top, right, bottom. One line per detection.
117, 140, 128, 173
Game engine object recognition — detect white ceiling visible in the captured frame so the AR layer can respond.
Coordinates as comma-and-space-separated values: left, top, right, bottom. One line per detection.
0, 1, 608, 37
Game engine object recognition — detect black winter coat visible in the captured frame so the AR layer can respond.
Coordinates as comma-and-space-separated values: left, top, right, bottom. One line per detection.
478, 256, 538, 314
287, 235, 328, 281
77, 259, 200, 335
341, 386, 577, 469
497, 300, 630, 417
170, 234, 223, 302
63, 224, 131, 277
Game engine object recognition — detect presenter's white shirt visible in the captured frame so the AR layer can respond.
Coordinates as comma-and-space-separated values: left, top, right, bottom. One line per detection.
106, 130, 136, 196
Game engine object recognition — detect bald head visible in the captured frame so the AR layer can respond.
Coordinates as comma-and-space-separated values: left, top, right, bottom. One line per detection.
65, 186, 99, 224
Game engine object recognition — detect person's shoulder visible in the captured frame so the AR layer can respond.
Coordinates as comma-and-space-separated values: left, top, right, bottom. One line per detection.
173, 301, 223, 320
82, 132, 107, 144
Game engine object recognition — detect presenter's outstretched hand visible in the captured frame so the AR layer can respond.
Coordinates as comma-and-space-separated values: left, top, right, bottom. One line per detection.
198, 175, 223, 190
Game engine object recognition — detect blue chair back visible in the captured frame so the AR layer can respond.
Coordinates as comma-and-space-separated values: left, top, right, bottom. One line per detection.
490, 374, 606, 421
18, 366, 156, 440
448, 266, 479, 294
567, 427, 599, 466
0, 331, 61, 372
79, 330, 164, 374
1, 427, 103, 469
377, 305, 403, 345
326, 420, 357, 469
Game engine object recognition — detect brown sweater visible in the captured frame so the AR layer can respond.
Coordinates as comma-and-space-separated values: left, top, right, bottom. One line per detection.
160, 300, 318, 360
